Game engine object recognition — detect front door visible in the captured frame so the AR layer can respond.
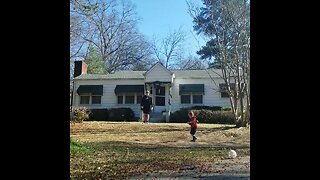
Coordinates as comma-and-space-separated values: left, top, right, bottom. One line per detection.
154, 85, 166, 112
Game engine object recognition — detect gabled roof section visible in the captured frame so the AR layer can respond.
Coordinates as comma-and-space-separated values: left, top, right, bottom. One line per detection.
144, 62, 173, 76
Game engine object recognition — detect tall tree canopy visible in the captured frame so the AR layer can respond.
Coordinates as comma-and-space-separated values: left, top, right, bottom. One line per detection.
70, 0, 153, 73
190, 0, 250, 127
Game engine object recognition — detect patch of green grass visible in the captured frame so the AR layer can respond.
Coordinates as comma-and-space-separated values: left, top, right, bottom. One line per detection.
70, 140, 92, 153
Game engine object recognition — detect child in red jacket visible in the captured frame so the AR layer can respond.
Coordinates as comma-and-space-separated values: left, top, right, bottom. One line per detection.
187, 111, 198, 142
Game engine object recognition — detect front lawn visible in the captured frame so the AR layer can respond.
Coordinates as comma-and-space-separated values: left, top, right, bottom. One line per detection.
70, 122, 250, 179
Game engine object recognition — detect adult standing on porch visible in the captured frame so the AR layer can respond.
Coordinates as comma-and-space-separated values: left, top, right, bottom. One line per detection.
140, 90, 153, 123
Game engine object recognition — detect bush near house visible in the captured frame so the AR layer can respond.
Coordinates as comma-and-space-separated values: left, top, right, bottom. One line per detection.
191, 105, 222, 111
89, 108, 109, 121
107, 108, 135, 121
221, 107, 232, 111
71, 107, 90, 123
79, 107, 136, 122
195, 110, 234, 124
170, 106, 235, 124
169, 108, 190, 123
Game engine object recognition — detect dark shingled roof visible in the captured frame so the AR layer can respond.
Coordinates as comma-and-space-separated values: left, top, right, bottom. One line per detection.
74, 69, 222, 80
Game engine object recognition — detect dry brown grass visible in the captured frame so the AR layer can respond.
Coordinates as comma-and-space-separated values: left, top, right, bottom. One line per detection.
70, 122, 250, 179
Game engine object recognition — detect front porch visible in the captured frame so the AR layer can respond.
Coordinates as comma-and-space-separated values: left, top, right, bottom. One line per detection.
145, 81, 172, 122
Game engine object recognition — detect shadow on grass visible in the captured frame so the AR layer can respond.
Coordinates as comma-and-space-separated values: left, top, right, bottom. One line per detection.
72, 169, 250, 180
71, 127, 187, 135
72, 124, 238, 135
84, 140, 249, 153
130, 173, 250, 180
199, 173, 250, 180
200, 125, 237, 132
71, 140, 250, 179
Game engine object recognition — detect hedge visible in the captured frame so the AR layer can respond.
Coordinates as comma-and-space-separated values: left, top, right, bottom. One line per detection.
88, 109, 108, 121
107, 108, 135, 121
170, 106, 235, 124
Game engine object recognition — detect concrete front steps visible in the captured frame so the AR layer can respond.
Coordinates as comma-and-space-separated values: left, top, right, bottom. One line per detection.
149, 112, 166, 123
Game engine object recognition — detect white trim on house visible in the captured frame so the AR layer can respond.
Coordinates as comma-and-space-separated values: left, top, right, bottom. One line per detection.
145, 62, 173, 76
144, 62, 174, 84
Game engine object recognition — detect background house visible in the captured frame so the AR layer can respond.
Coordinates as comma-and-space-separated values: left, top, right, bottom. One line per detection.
71, 61, 231, 122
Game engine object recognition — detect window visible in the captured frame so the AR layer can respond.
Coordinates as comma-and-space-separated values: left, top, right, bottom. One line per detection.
136, 95, 142, 104
92, 96, 101, 104
181, 95, 191, 104
193, 95, 203, 104
180, 94, 203, 104
80, 96, 90, 104
155, 86, 165, 95
125, 95, 134, 104
219, 83, 235, 98
117, 96, 123, 104
155, 96, 165, 106
221, 92, 229, 98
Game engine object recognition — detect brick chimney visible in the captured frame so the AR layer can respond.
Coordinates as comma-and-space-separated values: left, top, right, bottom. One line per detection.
74, 61, 88, 78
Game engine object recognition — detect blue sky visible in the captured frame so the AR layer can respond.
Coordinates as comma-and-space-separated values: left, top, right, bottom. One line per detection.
132, 0, 206, 57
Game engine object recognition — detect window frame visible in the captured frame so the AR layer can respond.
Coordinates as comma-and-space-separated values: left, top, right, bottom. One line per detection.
80, 95, 90, 104
125, 94, 135, 104
117, 93, 143, 105
91, 95, 102, 104
117, 95, 124, 104
192, 94, 203, 104
180, 93, 204, 104
181, 95, 191, 104
219, 83, 235, 98
136, 94, 142, 104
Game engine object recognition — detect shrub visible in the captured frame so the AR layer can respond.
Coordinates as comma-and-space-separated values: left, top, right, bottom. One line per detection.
191, 106, 222, 111
71, 107, 90, 123
170, 108, 235, 124
107, 108, 135, 121
222, 107, 232, 111
169, 108, 189, 123
194, 110, 235, 124
88, 109, 108, 121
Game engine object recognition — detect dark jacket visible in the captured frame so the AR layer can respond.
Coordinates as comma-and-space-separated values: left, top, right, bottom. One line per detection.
140, 95, 152, 108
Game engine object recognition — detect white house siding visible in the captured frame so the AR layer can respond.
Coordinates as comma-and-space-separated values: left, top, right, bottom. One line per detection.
145, 64, 173, 83
73, 79, 145, 118
170, 78, 231, 113
73, 77, 233, 118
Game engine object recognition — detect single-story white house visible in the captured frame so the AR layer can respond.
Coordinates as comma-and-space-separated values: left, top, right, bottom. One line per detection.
71, 61, 232, 122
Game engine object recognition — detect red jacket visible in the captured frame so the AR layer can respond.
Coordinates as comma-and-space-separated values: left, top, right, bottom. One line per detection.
188, 116, 198, 128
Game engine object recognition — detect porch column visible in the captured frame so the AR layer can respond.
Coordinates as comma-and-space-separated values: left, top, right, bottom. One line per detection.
165, 83, 172, 122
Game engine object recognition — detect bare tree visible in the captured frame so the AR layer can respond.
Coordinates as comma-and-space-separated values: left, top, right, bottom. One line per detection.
70, 0, 98, 60
151, 27, 186, 69
176, 55, 206, 70
189, 0, 250, 127
70, 0, 153, 73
